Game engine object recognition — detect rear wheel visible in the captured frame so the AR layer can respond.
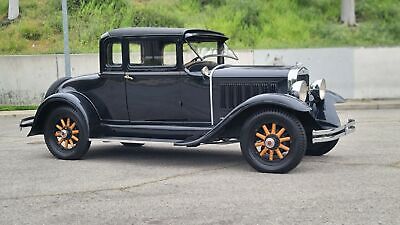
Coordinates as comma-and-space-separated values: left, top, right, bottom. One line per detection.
240, 109, 306, 173
44, 106, 91, 160
306, 140, 338, 156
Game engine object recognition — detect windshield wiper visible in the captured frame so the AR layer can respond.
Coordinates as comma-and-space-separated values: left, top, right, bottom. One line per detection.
185, 40, 204, 61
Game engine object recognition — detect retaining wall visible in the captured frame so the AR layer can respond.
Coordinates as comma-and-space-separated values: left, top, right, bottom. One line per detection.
0, 47, 399, 104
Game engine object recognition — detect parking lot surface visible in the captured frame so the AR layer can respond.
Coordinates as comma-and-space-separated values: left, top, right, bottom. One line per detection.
0, 109, 399, 224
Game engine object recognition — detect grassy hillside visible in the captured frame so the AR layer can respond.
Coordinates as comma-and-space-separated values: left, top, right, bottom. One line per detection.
0, 0, 399, 54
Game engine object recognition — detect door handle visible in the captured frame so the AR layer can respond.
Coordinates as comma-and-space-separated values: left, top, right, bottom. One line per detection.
124, 74, 134, 80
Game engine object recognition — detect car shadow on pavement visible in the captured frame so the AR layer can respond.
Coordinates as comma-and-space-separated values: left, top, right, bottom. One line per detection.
83, 143, 248, 169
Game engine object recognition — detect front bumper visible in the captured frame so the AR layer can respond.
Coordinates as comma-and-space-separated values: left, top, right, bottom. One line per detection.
312, 119, 355, 143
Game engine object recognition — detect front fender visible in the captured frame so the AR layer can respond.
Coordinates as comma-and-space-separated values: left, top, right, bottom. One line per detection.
229, 93, 311, 115
176, 93, 311, 146
28, 92, 100, 137
213, 93, 312, 126
310, 90, 342, 129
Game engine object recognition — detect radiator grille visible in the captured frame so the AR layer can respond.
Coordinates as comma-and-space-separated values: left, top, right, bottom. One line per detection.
219, 82, 277, 109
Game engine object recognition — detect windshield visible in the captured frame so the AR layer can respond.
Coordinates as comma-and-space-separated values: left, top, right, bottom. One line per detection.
185, 40, 238, 61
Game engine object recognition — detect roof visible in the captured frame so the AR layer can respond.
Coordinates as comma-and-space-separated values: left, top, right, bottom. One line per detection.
101, 27, 227, 39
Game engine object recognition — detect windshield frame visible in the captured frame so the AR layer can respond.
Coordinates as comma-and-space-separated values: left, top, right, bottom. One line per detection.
184, 36, 239, 62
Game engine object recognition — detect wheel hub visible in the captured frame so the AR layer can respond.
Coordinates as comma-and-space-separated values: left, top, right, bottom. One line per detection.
60, 129, 68, 139
254, 122, 291, 161
54, 117, 80, 150
265, 137, 277, 149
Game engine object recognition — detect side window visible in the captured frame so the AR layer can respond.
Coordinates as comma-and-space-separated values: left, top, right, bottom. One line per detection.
128, 40, 177, 68
163, 43, 177, 67
129, 42, 142, 64
106, 41, 122, 66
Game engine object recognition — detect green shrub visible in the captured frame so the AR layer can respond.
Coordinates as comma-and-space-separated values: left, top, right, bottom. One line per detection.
0, 37, 27, 54
48, 14, 63, 33
0, 1, 8, 18
1, 0, 400, 55
19, 22, 42, 41
197, 0, 225, 7
131, 7, 183, 27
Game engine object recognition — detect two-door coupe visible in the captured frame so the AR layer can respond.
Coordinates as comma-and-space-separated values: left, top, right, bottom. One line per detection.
20, 27, 355, 173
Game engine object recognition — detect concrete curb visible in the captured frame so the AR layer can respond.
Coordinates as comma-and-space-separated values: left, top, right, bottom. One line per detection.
335, 100, 400, 110
0, 100, 399, 118
0, 110, 36, 117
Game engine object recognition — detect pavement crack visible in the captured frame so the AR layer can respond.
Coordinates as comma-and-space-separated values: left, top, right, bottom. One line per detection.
0, 161, 241, 201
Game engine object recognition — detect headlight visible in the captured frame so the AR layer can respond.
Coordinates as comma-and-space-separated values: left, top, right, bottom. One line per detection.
310, 79, 326, 101
291, 80, 308, 101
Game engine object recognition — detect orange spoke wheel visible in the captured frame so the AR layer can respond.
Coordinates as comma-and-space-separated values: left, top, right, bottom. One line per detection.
240, 110, 306, 173
54, 117, 80, 150
254, 122, 291, 161
44, 106, 90, 160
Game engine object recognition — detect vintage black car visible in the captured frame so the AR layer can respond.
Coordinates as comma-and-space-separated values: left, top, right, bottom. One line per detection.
20, 27, 355, 173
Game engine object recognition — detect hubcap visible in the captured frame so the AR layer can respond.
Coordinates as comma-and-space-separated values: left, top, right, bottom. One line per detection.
254, 122, 291, 161
265, 137, 275, 149
54, 117, 80, 150
60, 129, 68, 139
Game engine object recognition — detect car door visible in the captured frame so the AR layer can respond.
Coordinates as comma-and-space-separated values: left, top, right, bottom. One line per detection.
179, 43, 213, 125
125, 37, 183, 122
180, 71, 211, 125
90, 38, 129, 122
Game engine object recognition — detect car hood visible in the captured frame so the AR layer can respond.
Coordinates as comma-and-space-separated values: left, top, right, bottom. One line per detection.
212, 65, 292, 78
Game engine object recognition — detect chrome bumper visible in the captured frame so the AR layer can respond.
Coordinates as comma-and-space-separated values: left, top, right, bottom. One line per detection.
312, 119, 355, 143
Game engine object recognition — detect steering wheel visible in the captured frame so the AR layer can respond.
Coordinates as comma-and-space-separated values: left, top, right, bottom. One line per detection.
186, 60, 218, 72
185, 56, 201, 67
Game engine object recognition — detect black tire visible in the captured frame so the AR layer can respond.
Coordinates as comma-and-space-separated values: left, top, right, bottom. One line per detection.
44, 106, 91, 160
120, 142, 144, 147
306, 140, 338, 156
240, 109, 307, 173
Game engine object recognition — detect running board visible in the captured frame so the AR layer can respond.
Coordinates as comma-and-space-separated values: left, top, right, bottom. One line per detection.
90, 137, 181, 144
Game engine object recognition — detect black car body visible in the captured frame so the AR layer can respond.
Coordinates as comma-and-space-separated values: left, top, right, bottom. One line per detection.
20, 27, 355, 173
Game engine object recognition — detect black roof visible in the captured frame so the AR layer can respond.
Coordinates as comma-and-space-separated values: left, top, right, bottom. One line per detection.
101, 27, 227, 40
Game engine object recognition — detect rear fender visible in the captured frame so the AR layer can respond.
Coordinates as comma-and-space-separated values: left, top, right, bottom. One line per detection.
28, 92, 101, 137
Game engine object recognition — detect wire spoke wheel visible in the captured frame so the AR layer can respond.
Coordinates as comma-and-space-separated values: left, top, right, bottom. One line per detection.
254, 122, 291, 161
54, 117, 80, 150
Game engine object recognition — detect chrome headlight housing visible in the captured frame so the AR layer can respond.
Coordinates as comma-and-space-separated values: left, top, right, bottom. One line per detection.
310, 79, 326, 101
291, 80, 308, 102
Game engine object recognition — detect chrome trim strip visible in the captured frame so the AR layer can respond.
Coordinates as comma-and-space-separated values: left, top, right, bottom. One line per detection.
312, 119, 356, 143
208, 64, 230, 126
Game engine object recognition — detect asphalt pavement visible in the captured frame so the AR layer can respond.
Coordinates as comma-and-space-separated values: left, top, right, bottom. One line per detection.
0, 109, 399, 224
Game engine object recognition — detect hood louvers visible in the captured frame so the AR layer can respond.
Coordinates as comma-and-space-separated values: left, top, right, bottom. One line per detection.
219, 82, 277, 109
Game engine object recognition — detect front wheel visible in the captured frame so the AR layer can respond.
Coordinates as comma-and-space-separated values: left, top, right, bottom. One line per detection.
240, 109, 307, 173
44, 106, 91, 160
